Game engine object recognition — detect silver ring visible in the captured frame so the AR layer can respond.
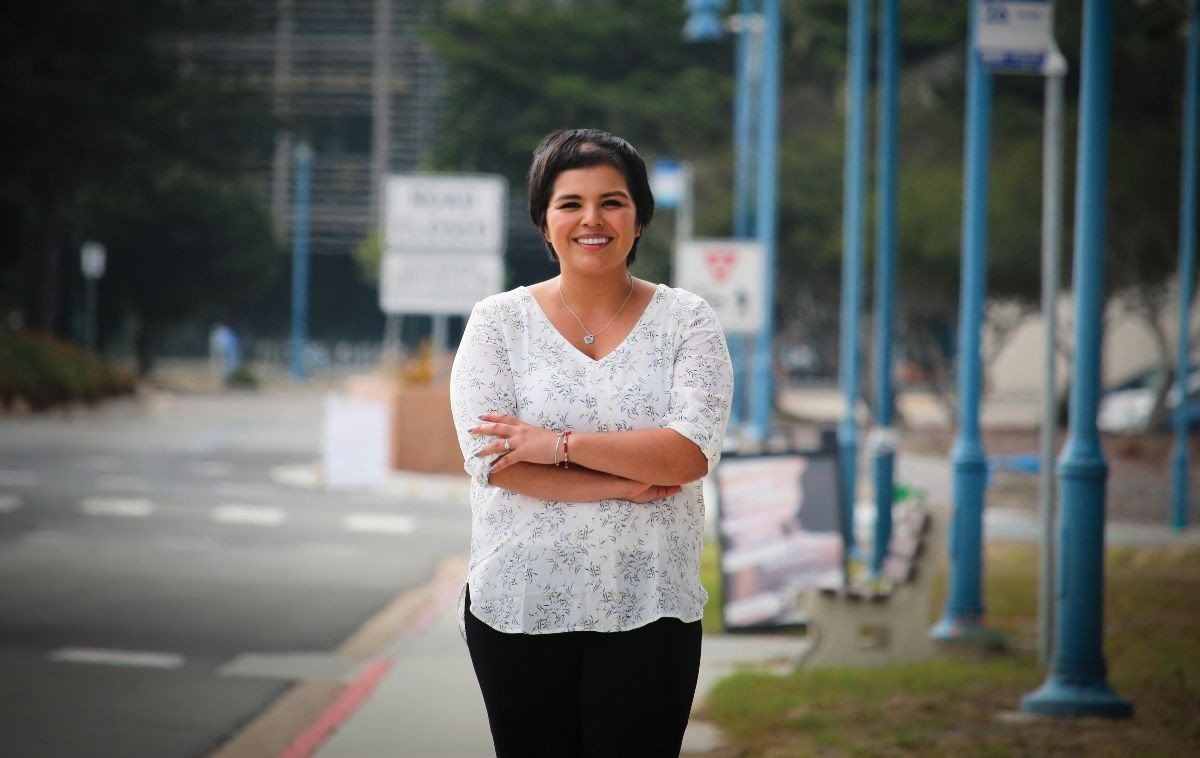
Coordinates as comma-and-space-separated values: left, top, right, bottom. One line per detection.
503, 438, 511, 451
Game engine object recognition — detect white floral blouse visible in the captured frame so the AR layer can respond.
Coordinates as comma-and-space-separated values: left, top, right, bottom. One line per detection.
450, 283, 733, 634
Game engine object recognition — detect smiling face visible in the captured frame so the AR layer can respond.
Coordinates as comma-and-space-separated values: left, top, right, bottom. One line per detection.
543, 164, 640, 275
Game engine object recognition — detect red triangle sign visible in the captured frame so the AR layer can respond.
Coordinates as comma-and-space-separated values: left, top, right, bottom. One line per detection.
704, 249, 738, 284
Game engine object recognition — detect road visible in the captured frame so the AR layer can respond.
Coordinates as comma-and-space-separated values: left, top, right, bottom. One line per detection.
0, 388, 468, 758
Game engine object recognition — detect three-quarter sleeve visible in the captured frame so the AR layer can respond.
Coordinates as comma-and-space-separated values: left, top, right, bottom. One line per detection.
661, 298, 734, 473
450, 299, 517, 485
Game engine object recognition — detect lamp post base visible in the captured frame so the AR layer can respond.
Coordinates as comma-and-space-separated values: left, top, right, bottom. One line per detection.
1020, 676, 1133, 718
929, 613, 985, 642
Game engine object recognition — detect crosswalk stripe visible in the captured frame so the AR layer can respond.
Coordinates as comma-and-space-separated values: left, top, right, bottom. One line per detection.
214, 504, 286, 526
49, 648, 185, 669
343, 513, 417, 535
0, 470, 38, 487
0, 494, 22, 513
80, 497, 155, 517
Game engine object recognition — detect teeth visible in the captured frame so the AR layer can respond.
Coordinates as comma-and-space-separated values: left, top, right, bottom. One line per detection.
577, 237, 610, 245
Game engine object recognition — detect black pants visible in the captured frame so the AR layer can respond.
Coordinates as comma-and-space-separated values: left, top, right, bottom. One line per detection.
464, 588, 703, 758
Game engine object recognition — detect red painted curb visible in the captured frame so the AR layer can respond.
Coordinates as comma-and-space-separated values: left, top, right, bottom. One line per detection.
279, 657, 395, 758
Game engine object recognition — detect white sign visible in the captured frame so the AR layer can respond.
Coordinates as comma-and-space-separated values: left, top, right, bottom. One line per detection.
379, 252, 503, 315
322, 393, 389, 490
674, 239, 765, 334
976, 0, 1065, 76
383, 174, 507, 255
80, 241, 106, 280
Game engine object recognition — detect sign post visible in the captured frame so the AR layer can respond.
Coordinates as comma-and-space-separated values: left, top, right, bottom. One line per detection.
80, 241, 106, 352
976, 0, 1067, 669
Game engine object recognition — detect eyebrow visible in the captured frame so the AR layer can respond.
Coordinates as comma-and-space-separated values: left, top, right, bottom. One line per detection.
553, 190, 631, 202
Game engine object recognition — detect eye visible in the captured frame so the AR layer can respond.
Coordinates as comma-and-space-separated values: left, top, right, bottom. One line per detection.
556, 201, 581, 210
602, 199, 625, 208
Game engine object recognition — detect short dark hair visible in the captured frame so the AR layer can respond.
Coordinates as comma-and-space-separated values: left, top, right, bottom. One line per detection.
527, 128, 655, 266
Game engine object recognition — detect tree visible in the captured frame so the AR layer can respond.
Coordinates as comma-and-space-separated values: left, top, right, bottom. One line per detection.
422, 0, 1195, 423
0, 0, 273, 334
81, 168, 280, 375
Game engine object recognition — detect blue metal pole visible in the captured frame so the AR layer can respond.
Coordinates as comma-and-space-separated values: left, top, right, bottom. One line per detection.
749, 0, 781, 442
1171, 0, 1198, 532
730, 0, 759, 430
871, 0, 900, 575
931, 1, 991, 641
1021, 0, 1132, 719
289, 142, 313, 380
838, 0, 870, 565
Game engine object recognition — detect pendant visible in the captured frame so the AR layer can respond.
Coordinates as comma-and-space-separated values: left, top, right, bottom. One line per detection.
584, 334, 595, 345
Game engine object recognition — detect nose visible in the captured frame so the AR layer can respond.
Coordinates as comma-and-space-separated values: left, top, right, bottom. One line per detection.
582, 204, 603, 227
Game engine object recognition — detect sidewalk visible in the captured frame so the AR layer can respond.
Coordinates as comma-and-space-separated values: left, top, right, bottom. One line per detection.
296, 452, 1198, 758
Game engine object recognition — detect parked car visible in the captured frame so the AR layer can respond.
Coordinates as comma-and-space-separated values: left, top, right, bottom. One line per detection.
1097, 363, 1200, 433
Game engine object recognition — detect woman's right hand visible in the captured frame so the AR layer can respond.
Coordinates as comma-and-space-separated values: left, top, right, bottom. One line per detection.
625, 481, 683, 503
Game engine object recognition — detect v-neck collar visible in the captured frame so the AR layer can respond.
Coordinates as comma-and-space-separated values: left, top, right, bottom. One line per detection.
520, 283, 666, 365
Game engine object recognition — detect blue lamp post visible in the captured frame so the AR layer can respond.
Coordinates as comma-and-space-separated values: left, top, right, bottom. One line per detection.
870, 0, 900, 575
837, 0, 871, 568
683, 0, 781, 444
289, 141, 313, 380
931, 0, 992, 641
1021, 0, 1132, 719
1171, 0, 1198, 532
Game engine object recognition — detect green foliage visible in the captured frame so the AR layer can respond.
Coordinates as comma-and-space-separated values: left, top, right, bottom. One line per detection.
353, 231, 385, 286
0, 0, 276, 330
423, 0, 733, 281
0, 331, 136, 410
224, 363, 261, 390
424, 0, 1194, 382
704, 543, 1200, 755
81, 168, 281, 374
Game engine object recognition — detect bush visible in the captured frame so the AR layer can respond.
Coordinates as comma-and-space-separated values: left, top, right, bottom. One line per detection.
224, 363, 260, 390
0, 331, 136, 411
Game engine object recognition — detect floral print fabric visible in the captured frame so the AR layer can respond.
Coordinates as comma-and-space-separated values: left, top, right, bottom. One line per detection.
450, 283, 733, 634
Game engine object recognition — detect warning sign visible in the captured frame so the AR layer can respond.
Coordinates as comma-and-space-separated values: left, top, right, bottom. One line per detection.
674, 238, 765, 334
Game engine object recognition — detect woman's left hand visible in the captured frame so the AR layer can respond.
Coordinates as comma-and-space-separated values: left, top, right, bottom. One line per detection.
468, 412, 559, 473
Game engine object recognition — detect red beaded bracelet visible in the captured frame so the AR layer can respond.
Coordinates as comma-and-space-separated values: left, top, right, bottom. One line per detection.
560, 431, 571, 468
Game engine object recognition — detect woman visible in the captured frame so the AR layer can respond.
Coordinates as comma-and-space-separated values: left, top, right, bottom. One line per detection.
450, 128, 733, 757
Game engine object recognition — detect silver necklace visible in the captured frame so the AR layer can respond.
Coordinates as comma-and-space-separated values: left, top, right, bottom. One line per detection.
558, 276, 635, 345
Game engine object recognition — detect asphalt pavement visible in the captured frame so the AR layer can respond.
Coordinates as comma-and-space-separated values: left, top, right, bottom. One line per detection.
0, 386, 469, 758
3, 381, 1196, 758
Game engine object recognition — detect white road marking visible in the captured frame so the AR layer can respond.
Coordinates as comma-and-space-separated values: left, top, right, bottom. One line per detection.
80, 497, 155, 517
0, 470, 38, 487
344, 513, 417, 535
0, 494, 23, 513
214, 504, 286, 526
49, 648, 185, 669
190, 461, 234, 477
96, 474, 149, 491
